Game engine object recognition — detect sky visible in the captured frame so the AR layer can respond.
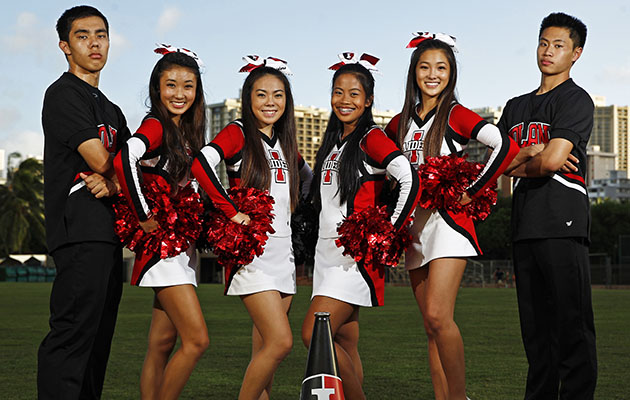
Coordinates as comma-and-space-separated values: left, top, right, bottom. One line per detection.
0, 0, 629, 160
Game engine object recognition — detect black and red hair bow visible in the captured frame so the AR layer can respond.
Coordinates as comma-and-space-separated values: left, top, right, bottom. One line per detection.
328, 52, 380, 74
239, 55, 292, 75
154, 43, 205, 70
406, 32, 458, 52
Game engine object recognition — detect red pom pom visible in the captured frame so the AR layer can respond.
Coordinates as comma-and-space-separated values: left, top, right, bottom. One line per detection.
417, 155, 498, 221
335, 206, 412, 268
113, 179, 204, 258
204, 187, 275, 268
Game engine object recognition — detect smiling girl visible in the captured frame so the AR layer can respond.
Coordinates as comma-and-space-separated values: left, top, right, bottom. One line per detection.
385, 34, 519, 400
114, 48, 208, 399
302, 59, 419, 399
192, 61, 312, 400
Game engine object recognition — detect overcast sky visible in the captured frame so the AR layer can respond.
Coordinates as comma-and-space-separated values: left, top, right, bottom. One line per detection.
0, 0, 628, 159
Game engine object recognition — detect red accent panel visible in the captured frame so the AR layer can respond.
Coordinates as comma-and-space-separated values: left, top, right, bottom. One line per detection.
360, 128, 399, 164
131, 250, 154, 286
214, 124, 245, 159
136, 118, 164, 151
324, 375, 345, 400
353, 180, 383, 212
448, 105, 484, 139
364, 262, 385, 306
384, 113, 401, 142
446, 209, 480, 250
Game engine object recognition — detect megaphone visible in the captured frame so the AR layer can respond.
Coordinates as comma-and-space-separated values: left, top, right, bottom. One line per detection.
300, 312, 345, 399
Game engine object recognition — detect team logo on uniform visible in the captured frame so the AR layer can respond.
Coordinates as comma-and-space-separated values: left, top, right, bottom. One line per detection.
301, 374, 344, 400
509, 122, 550, 147
322, 151, 340, 185
98, 124, 118, 154
403, 129, 424, 165
267, 149, 288, 183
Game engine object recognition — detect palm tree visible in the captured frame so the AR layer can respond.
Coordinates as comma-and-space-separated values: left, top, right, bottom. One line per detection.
0, 157, 46, 256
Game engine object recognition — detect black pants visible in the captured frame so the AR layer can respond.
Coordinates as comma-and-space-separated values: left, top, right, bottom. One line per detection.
513, 238, 597, 400
38, 242, 123, 399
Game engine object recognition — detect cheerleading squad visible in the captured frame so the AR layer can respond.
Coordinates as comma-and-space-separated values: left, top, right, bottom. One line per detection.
38, 5, 597, 400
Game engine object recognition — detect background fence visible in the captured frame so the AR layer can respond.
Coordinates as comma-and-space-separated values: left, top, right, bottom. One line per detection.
384, 256, 630, 288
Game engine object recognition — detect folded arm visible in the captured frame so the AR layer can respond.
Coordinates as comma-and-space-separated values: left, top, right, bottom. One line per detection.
508, 138, 574, 178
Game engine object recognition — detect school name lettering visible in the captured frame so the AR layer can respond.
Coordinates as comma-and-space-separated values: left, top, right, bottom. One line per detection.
323, 159, 339, 172
509, 122, 550, 147
268, 158, 288, 170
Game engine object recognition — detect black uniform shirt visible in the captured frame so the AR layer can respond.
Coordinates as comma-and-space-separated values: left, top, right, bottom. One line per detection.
42, 72, 130, 252
498, 79, 593, 242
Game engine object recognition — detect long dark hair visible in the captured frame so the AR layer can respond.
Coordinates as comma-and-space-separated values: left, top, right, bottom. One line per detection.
397, 39, 458, 158
148, 51, 206, 188
312, 63, 375, 204
240, 67, 300, 211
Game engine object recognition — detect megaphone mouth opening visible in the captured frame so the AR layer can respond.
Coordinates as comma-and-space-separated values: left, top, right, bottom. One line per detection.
314, 311, 330, 318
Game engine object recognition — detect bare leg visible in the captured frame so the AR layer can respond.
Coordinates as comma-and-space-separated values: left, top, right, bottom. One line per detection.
410, 267, 448, 400
250, 293, 292, 400
238, 291, 293, 400
335, 309, 363, 385
302, 296, 365, 400
250, 325, 268, 400
140, 297, 177, 399
412, 258, 468, 400
153, 285, 209, 400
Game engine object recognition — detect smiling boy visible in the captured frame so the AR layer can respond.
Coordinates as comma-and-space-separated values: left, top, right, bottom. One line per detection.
37, 6, 130, 399
499, 12, 597, 400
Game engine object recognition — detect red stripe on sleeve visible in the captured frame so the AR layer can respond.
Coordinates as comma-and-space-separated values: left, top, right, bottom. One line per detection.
213, 123, 245, 159
448, 105, 485, 139
360, 128, 400, 164
135, 117, 163, 152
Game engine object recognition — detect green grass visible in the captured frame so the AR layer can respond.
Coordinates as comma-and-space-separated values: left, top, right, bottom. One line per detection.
1, 283, 628, 399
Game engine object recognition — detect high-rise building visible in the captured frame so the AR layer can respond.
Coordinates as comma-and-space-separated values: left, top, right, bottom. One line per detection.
586, 145, 616, 186
207, 97, 395, 171
589, 99, 629, 175
294, 105, 329, 168
588, 170, 630, 203
207, 98, 241, 142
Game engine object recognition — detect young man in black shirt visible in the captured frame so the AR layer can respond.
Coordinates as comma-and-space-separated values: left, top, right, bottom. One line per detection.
499, 12, 597, 400
38, 6, 130, 399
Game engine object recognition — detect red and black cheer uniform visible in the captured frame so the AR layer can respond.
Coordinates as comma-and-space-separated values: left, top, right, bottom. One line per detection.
191, 120, 312, 295
312, 126, 420, 307
38, 72, 130, 399
498, 78, 597, 400
114, 116, 199, 287
385, 103, 519, 269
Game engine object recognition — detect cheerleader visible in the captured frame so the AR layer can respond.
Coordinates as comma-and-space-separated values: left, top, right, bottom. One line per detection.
301, 56, 419, 400
385, 33, 519, 400
191, 59, 312, 400
113, 47, 208, 399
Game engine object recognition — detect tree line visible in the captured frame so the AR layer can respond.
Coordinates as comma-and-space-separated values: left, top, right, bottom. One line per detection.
476, 195, 630, 263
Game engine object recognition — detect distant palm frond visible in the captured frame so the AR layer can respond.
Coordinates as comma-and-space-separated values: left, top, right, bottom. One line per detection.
0, 158, 46, 256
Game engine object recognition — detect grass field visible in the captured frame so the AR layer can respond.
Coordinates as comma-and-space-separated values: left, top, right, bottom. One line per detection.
1, 282, 628, 399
